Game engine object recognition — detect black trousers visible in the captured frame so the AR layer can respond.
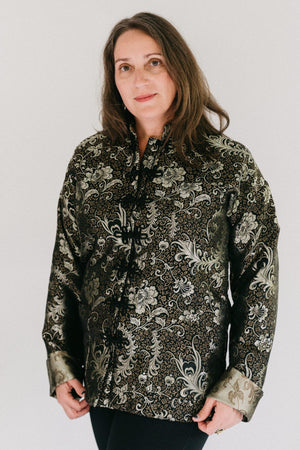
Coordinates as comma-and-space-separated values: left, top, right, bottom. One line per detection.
90, 406, 208, 450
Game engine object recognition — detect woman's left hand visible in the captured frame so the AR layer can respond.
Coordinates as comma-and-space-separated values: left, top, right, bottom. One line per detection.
192, 397, 243, 435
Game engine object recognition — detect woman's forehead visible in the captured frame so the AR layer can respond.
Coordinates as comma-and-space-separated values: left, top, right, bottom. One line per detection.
114, 29, 162, 61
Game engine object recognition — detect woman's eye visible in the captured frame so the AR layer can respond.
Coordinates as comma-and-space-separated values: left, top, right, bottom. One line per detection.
149, 59, 162, 67
119, 65, 130, 72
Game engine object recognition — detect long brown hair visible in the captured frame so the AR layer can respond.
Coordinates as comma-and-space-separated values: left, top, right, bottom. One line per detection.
101, 12, 229, 157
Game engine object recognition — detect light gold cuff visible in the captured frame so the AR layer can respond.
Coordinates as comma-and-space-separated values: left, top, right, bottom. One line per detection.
208, 367, 263, 421
46, 351, 82, 397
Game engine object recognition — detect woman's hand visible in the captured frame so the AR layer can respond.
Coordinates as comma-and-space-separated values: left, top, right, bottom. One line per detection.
192, 397, 243, 435
56, 378, 90, 419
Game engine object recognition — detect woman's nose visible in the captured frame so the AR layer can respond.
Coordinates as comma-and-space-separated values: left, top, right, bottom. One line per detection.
134, 68, 149, 87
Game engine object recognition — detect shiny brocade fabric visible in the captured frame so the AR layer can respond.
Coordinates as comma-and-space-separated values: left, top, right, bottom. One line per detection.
42, 125, 279, 422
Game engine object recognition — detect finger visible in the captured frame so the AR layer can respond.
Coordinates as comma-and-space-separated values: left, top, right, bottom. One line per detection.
65, 402, 90, 419
63, 403, 90, 420
196, 403, 224, 435
193, 397, 216, 422
63, 404, 78, 420
63, 392, 89, 412
68, 379, 86, 398
57, 384, 89, 412
197, 417, 221, 436
196, 420, 209, 433
74, 403, 90, 417
206, 415, 222, 435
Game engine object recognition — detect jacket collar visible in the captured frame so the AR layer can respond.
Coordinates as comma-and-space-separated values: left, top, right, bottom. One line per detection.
128, 122, 171, 144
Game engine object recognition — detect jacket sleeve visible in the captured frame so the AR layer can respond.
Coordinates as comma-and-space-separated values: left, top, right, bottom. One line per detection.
208, 147, 280, 421
42, 154, 85, 397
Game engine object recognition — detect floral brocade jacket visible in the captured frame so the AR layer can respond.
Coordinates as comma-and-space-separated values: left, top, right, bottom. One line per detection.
42, 126, 279, 423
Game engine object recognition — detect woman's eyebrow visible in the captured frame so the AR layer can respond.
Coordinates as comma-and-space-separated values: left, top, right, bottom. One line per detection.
114, 53, 163, 64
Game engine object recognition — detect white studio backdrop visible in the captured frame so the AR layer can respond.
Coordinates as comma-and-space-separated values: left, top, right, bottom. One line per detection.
1, 0, 299, 449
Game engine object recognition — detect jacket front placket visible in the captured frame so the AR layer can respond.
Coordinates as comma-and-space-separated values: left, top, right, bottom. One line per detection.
95, 130, 166, 402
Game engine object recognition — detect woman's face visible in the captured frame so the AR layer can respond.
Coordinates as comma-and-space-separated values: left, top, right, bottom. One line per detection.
114, 29, 177, 130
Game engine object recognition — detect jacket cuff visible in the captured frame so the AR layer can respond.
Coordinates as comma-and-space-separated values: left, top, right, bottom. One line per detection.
46, 350, 83, 397
208, 367, 263, 422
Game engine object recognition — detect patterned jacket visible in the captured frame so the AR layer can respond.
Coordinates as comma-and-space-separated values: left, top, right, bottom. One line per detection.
42, 125, 279, 422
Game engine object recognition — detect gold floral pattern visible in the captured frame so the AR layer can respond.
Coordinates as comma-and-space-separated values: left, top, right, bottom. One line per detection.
42, 127, 279, 422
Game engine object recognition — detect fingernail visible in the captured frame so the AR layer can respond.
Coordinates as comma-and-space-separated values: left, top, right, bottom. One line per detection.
192, 416, 199, 421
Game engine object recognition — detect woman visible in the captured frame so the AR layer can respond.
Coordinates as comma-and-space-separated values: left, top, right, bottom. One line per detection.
42, 12, 279, 450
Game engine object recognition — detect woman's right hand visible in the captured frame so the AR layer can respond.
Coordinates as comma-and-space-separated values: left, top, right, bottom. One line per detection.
56, 378, 90, 419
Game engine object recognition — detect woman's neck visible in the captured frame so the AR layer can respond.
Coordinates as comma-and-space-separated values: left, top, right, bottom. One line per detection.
135, 119, 165, 159
135, 120, 164, 141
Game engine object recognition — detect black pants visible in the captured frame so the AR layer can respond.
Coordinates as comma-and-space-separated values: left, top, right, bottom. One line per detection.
90, 407, 208, 450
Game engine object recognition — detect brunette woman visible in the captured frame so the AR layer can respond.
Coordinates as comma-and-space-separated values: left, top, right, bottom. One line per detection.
43, 12, 279, 450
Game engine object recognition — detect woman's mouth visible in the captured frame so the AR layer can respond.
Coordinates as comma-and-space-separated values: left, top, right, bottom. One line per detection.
134, 94, 156, 102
